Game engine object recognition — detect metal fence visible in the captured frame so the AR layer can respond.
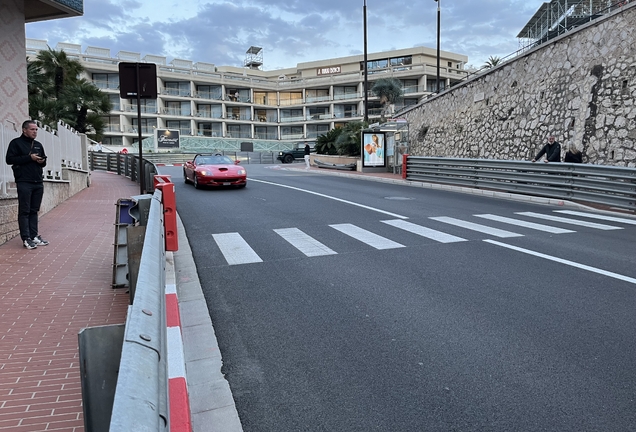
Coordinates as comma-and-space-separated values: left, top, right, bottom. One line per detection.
89, 152, 158, 192
405, 156, 636, 211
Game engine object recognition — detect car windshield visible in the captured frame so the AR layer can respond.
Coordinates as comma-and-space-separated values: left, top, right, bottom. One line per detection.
196, 155, 233, 165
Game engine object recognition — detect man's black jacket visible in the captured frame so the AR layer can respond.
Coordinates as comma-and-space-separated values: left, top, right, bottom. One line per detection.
5, 134, 47, 183
534, 142, 561, 162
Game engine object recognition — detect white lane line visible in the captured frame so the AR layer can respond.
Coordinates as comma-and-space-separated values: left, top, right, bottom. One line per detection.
429, 216, 524, 238
274, 228, 338, 257
250, 178, 408, 219
555, 210, 636, 225
484, 240, 636, 285
213, 232, 263, 265
474, 214, 575, 234
516, 212, 622, 230
330, 223, 405, 250
381, 219, 467, 243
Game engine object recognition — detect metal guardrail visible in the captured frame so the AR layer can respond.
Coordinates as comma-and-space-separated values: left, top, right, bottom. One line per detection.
405, 156, 636, 211
109, 190, 168, 431
89, 153, 158, 192
90, 150, 279, 171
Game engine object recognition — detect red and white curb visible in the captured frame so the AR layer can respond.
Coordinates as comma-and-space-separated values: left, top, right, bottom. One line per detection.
166, 251, 193, 432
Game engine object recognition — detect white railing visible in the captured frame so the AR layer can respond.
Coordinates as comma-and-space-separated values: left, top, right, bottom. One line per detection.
1, 121, 84, 195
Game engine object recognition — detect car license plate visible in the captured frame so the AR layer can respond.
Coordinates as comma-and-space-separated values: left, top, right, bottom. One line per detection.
223, 182, 231, 186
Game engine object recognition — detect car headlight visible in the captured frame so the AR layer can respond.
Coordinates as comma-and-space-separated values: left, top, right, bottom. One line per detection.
198, 170, 209, 176
238, 169, 246, 175
278, 152, 283, 156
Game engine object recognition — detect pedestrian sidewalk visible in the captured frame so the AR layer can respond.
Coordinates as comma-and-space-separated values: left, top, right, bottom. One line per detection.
0, 171, 138, 432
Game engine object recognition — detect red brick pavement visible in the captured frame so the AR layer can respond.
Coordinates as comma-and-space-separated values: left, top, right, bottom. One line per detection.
0, 171, 139, 431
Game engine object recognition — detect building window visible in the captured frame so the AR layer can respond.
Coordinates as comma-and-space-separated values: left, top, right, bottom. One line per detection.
390, 56, 412, 66
92, 73, 119, 90
131, 118, 157, 134
253, 91, 277, 106
166, 120, 191, 134
109, 94, 121, 111
103, 136, 123, 146
279, 92, 302, 106
103, 116, 120, 132
164, 81, 190, 97
165, 101, 191, 116
196, 85, 222, 100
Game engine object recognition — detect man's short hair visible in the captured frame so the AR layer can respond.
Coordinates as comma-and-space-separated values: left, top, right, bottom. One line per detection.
22, 120, 37, 130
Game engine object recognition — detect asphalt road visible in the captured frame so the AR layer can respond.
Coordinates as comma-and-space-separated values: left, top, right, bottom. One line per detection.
161, 164, 636, 432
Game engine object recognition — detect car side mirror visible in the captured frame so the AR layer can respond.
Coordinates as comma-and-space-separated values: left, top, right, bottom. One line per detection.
234, 160, 241, 165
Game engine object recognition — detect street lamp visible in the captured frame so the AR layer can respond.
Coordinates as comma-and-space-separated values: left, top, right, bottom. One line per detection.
435, 0, 440, 93
363, 0, 369, 122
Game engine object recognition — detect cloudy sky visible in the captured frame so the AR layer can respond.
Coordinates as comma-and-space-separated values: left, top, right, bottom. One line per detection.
26, 0, 546, 71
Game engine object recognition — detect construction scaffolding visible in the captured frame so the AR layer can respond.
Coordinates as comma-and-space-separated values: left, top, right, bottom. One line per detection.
517, 0, 624, 47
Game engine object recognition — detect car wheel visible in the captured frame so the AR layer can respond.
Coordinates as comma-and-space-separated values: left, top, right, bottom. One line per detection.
194, 176, 201, 189
184, 170, 190, 184
284, 154, 294, 164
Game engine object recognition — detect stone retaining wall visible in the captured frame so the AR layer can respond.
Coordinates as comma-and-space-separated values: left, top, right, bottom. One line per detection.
0, 168, 89, 245
404, 3, 636, 167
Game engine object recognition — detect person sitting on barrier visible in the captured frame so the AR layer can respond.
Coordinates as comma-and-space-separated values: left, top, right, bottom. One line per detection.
564, 143, 583, 163
532, 135, 561, 163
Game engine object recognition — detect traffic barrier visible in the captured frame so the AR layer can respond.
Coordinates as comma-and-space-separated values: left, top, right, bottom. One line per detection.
154, 175, 178, 252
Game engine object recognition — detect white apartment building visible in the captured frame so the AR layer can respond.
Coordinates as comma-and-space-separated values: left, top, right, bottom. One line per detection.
26, 39, 468, 147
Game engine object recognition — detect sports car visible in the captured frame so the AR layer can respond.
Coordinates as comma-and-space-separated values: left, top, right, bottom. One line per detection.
183, 154, 247, 189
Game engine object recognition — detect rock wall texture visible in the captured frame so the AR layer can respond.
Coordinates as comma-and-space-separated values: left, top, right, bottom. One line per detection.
404, 4, 636, 167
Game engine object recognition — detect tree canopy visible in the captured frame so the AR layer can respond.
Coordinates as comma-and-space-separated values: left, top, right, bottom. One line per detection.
371, 78, 403, 119
27, 48, 111, 140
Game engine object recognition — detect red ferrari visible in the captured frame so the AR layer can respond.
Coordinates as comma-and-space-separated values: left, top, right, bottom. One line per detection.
183, 154, 247, 189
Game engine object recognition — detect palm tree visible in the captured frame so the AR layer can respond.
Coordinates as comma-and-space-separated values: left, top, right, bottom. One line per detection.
482, 56, 501, 69
335, 121, 367, 156
371, 78, 403, 120
315, 127, 342, 155
27, 48, 111, 139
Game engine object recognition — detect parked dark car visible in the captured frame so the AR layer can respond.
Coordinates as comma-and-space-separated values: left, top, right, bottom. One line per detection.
277, 142, 313, 163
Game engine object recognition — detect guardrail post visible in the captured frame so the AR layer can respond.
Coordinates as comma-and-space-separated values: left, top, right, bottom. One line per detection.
154, 175, 178, 252
402, 154, 409, 179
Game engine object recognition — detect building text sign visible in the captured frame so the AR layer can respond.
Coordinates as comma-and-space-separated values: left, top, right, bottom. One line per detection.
157, 129, 180, 148
317, 65, 342, 76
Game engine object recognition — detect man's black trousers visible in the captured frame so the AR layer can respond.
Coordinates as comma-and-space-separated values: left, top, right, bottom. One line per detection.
17, 182, 44, 241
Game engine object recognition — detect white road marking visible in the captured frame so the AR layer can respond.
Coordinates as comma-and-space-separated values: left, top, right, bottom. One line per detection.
250, 178, 408, 219
330, 223, 405, 250
516, 212, 622, 230
213, 232, 263, 265
381, 219, 467, 243
274, 228, 337, 257
484, 240, 636, 285
555, 210, 636, 225
474, 214, 575, 234
429, 216, 524, 238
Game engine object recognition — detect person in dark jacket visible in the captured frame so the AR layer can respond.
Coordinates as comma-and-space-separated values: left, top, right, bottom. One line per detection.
304, 142, 311, 169
564, 144, 583, 163
5, 120, 49, 249
532, 135, 561, 163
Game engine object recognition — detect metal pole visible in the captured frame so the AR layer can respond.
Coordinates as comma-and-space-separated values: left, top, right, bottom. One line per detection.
363, 0, 369, 122
136, 63, 144, 194
436, 0, 441, 93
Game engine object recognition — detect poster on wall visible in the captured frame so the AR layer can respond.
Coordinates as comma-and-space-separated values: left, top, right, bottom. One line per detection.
156, 129, 180, 148
362, 132, 385, 167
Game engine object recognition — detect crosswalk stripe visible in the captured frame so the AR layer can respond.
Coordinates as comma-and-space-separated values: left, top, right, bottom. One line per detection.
554, 210, 636, 225
381, 219, 467, 243
329, 223, 405, 250
516, 212, 622, 230
274, 228, 338, 257
429, 216, 524, 238
474, 214, 575, 234
212, 233, 263, 265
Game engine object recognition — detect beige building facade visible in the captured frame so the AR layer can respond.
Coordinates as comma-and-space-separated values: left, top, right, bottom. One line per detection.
25, 40, 468, 147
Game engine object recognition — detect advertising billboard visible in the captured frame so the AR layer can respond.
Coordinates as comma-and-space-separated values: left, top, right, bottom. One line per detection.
362, 132, 385, 167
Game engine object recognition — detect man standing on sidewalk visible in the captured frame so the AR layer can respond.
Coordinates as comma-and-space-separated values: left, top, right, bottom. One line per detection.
5, 120, 49, 249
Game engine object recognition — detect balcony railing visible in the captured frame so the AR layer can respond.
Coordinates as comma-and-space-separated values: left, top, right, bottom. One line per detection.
160, 88, 191, 97
122, 104, 158, 114
92, 80, 119, 90
280, 133, 305, 140
280, 116, 305, 123
162, 108, 191, 116
254, 132, 279, 140
105, 124, 121, 132
193, 91, 222, 100
333, 93, 360, 101
305, 95, 331, 103
307, 113, 333, 120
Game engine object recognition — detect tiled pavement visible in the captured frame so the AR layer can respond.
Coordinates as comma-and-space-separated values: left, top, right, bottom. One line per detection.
0, 171, 139, 431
